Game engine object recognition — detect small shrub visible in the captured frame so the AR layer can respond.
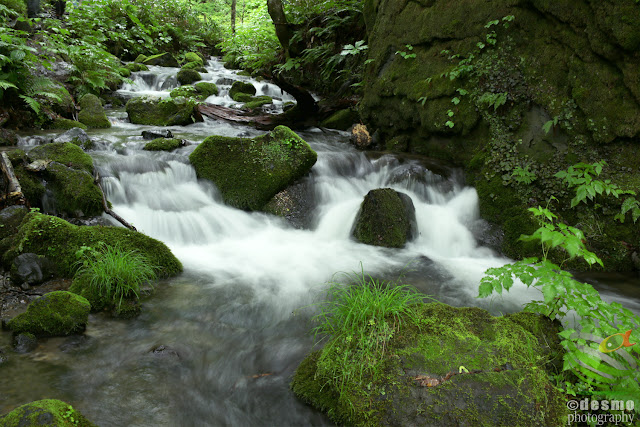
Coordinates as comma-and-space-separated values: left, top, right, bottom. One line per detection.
74, 243, 157, 308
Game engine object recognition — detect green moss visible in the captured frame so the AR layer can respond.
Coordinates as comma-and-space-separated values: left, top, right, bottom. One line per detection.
50, 118, 88, 131
229, 81, 256, 101
320, 109, 358, 130
189, 126, 317, 210
5, 212, 183, 278
77, 94, 111, 129
170, 86, 198, 99
194, 81, 219, 98
184, 52, 203, 65
12, 164, 45, 208
143, 138, 183, 151
0, 0, 26, 16
233, 92, 253, 103
292, 302, 567, 426
181, 61, 206, 72
45, 162, 104, 217
0, 399, 96, 427
118, 67, 132, 77
28, 142, 94, 173
352, 188, 415, 248
7, 291, 90, 336
125, 96, 198, 126
134, 54, 148, 63
243, 95, 273, 109
125, 62, 149, 72
177, 69, 201, 85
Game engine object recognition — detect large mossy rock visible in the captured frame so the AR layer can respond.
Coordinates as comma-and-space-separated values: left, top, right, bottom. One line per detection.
352, 188, 417, 248
229, 81, 256, 102
125, 96, 199, 126
0, 399, 96, 427
177, 68, 201, 85
26, 143, 103, 217
143, 138, 184, 151
189, 126, 317, 210
6, 291, 90, 336
292, 302, 567, 426
77, 94, 111, 128
2, 212, 183, 277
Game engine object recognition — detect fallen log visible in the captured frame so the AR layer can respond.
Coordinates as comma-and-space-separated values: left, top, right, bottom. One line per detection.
196, 104, 278, 130
0, 151, 26, 206
94, 171, 137, 231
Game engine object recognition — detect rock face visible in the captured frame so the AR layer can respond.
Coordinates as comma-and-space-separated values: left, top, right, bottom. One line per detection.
126, 96, 200, 126
0, 399, 97, 427
352, 188, 417, 248
7, 291, 91, 336
292, 303, 567, 426
78, 94, 111, 128
189, 126, 317, 210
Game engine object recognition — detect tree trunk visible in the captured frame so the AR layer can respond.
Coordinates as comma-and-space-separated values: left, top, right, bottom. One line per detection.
231, 0, 236, 35
267, 0, 294, 56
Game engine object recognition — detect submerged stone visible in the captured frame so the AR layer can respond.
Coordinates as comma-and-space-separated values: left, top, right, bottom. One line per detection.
352, 188, 417, 248
189, 126, 317, 210
7, 291, 90, 336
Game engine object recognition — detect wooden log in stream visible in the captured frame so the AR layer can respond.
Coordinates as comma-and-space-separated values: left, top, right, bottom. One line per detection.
0, 151, 26, 206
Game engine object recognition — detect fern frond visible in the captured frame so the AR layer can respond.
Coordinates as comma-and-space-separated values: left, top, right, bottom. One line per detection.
19, 95, 41, 114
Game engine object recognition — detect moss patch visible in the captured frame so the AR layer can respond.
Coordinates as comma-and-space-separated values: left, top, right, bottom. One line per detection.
3, 212, 183, 278
229, 81, 256, 101
194, 82, 219, 98
7, 291, 90, 336
243, 95, 272, 109
125, 62, 149, 72
189, 126, 317, 210
77, 94, 111, 128
27, 142, 94, 173
50, 118, 88, 131
143, 138, 183, 151
177, 69, 201, 85
126, 96, 199, 126
0, 399, 96, 427
45, 162, 104, 217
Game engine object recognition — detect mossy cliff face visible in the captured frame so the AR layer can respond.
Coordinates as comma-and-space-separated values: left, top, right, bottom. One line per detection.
0, 399, 96, 427
125, 96, 200, 126
2, 212, 182, 278
6, 291, 90, 337
189, 126, 318, 210
361, 0, 640, 269
292, 302, 567, 426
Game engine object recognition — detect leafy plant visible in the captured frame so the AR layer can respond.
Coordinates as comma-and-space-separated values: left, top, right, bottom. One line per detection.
554, 161, 633, 208
74, 243, 158, 308
395, 44, 416, 59
341, 40, 367, 56
614, 197, 640, 224
312, 269, 426, 414
511, 165, 536, 184
478, 91, 508, 111
478, 198, 640, 411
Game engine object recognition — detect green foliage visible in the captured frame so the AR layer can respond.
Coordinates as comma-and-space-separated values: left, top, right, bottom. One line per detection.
395, 44, 415, 59
478, 198, 640, 413
511, 165, 536, 184
478, 91, 508, 111
554, 161, 634, 208
614, 197, 640, 223
312, 269, 426, 415
74, 243, 158, 308
340, 40, 367, 56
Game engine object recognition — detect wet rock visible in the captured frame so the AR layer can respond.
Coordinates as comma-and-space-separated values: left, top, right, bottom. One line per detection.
10, 253, 55, 287
126, 96, 200, 126
78, 94, 111, 129
0, 205, 28, 241
0, 128, 19, 146
142, 129, 174, 140
0, 399, 97, 426
350, 124, 372, 149
13, 332, 38, 353
229, 81, 256, 102
143, 138, 186, 151
150, 344, 181, 359
352, 188, 417, 248
6, 291, 91, 337
216, 77, 234, 86
189, 126, 317, 210
262, 177, 316, 229
52, 127, 93, 150
177, 68, 201, 85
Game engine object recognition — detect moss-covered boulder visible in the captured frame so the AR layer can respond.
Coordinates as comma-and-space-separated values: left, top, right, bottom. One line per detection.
189, 126, 317, 210
184, 52, 204, 65
6, 291, 90, 336
77, 94, 111, 129
134, 54, 148, 63
229, 81, 256, 101
31, 78, 74, 119
292, 302, 567, 426
181, 61, 207, 73
118, 66, 132, 77
194, 81, 219, 98
0, 399, 96, 427
27, 142, 93, 173
3, 212, 182, 278
143, 138, 184, 151
125, 96, 199, 126
243, 95, 273, 110
320, 108, 359, 131
352, 188, 417, 248
50, 118, 88, 131
125, 62, 149, 72
177, 68, 201, 85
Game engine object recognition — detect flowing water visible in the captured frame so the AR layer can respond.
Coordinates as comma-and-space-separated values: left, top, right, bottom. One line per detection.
1, 59, 639, 426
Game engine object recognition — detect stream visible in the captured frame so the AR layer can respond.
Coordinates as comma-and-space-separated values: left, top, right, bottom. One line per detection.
1, 58, 639, 426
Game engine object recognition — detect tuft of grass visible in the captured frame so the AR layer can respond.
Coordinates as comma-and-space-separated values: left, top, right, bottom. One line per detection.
74, 243, 157, 308
311, 269, 429, 412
